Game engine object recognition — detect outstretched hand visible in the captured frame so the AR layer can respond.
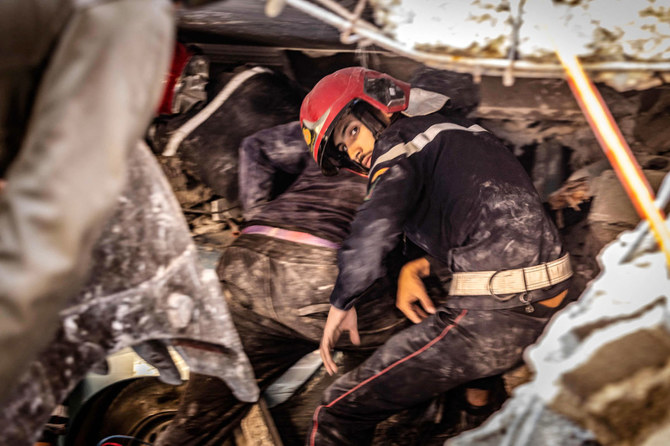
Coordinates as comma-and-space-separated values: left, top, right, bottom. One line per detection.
396, 257, 435, 323
320, 305, 360, 375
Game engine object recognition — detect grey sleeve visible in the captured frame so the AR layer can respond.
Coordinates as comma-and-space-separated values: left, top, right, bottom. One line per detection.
238, 121, 309, 214
0, 0, 174, 402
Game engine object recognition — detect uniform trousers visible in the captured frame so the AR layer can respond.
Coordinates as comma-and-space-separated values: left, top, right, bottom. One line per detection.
156, 234, 408, 445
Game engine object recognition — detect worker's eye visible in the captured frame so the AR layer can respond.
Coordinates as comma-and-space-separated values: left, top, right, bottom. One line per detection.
336, 142, 347, 153
348, 125, 359, 139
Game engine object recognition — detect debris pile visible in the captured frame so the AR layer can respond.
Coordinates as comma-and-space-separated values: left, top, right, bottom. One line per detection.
148, 66, 305, 250
448, 214, 670, 446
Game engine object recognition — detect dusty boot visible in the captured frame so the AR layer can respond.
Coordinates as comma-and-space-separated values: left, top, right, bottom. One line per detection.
422, 375, 509, 444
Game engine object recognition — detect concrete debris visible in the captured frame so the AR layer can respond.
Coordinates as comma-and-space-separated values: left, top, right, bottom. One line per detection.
476, 77, 583, 121
149, 67, 304, 249
157, 156, 215, 209
635, 86, 670, 155
588, 169, 670, 250
472, 76, 670, 221
447, 214, 670, 446
189, 214, 227, 236
549, 176, 592, 211
447, 392, 596, 446
148, 68, 303, 205
549, 155, 667, 217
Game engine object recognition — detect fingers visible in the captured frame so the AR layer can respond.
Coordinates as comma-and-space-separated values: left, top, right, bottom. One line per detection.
417, 293, 436, 315
348, 325, 360, 346
320, 306, 360, 374
396, 288, 422, 323
397, 298, 423, 323
320, 306, 344, 375
320, 337, 338, 375
397, 263, 435, 323
412, 302, 429, 320
407, 279, 433, 313
344, 307, 360, 345
397, 293, 436, 324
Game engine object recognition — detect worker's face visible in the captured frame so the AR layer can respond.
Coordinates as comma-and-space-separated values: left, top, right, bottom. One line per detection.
332, 115, 376, 170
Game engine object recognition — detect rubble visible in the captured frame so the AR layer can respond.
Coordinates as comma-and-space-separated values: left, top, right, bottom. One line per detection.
589, 169, 670, 249
448, 209, 670, 446
149, 66, 305, 250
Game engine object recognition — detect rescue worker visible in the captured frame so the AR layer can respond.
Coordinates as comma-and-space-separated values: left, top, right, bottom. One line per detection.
300, 67, 573, 445
155, 121, 409, 446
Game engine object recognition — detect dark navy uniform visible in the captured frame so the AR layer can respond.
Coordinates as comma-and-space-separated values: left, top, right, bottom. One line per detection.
309, 113, 571, 445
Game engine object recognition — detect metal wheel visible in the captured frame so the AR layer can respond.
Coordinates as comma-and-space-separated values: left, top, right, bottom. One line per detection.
66, 377, 185, 445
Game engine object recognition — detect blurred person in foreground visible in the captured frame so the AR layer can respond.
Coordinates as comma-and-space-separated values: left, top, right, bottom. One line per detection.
0, 0, 174, 402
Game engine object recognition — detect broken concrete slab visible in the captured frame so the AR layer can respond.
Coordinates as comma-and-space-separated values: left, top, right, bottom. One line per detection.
588, 169, 670, 249
477, 77, 582, 121
447, 215, 670, 446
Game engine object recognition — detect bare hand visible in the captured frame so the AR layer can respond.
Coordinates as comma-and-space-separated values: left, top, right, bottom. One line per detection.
396, 257, 435, 323
319, 306, 360, 375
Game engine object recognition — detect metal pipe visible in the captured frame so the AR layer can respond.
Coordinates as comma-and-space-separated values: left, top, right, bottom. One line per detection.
556, 50, 670, 268
314, 0, 377, 32
284, 0, 670, 77
620, 172, 670, 263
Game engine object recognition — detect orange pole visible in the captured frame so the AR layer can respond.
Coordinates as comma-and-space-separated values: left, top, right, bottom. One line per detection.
556, 51, 670, 267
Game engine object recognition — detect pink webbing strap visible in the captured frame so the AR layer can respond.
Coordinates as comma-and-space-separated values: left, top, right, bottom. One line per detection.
241, 225, 340, 250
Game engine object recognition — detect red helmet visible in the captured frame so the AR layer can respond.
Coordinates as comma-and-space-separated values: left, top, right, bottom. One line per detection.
300, 67, 410, 175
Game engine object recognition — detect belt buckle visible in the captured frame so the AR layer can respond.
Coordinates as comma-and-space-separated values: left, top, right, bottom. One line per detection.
487, 269, 519, 302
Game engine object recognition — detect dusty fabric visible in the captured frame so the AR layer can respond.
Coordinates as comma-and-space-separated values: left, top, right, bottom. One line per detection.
331, 113, 568, 311
0, 142, 257, 445
240, 121, 368, 243
308, 302, 568, 446
221, 235, 407, 346
157, 236, 408, 446
308, 110, 570, 445
0, 0, 174, 402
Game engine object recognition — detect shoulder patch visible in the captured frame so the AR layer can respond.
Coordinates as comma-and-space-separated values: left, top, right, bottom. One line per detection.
365, 167, 389, 201
371, 167, 389, 183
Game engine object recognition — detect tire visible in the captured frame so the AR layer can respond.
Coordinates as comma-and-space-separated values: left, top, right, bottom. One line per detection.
66, 377, 185, 446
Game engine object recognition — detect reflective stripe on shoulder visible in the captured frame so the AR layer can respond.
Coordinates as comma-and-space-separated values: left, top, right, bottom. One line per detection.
371, 122, 487, 171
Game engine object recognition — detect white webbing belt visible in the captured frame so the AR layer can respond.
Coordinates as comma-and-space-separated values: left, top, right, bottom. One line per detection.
448, 254, 572, 296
